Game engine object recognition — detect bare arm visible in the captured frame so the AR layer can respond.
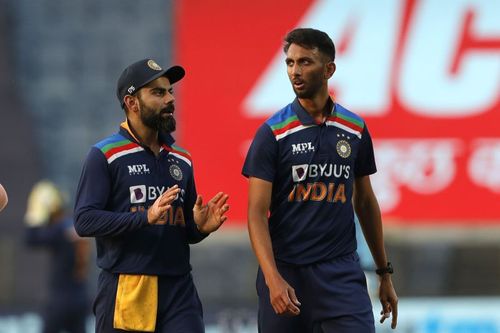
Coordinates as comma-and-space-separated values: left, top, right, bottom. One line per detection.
353, 175, 398, 329
247, 177, 300, 316
353, 176, 387, 268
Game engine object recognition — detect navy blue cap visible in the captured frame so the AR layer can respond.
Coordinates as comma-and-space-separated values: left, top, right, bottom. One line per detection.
116, 59, 185, 107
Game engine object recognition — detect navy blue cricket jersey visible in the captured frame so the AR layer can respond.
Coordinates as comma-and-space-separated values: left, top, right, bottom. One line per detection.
242, 98, 376, 265
74, 121, 207, 276
25, 218, 88, 297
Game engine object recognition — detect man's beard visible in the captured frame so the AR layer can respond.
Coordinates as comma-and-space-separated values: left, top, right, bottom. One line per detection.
291, 71, 324, 99
140, 102, 176, 133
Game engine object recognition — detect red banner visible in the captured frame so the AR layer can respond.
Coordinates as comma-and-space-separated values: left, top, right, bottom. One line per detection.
176, 0, 500, 225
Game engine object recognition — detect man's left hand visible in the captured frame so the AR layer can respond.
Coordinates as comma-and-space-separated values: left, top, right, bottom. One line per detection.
379, 275, 398, 329
193, 192, 229, 234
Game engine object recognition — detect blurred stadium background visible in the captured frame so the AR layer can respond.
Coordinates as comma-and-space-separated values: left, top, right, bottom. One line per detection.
1, 0, 500, 332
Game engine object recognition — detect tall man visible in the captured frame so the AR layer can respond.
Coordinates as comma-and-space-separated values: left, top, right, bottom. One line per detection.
75, 59, 229, 333
242, 28, 398, 332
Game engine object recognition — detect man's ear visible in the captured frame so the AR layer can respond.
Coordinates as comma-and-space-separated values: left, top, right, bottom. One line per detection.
123, 95, 139, 113
325, 62, 336, 79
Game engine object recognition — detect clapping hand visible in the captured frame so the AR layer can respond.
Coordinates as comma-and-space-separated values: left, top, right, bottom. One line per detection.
147, 185, 180, 225
193, 192, 229, 233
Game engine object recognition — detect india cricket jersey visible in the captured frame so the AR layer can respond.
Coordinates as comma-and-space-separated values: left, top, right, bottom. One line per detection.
74, 121, 207, 276
242, 98, 376, 265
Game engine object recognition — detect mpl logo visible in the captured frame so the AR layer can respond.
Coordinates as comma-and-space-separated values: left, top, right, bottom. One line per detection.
292, 142, 315, 155
130, 185, 146, 203
128, 164, 150, 175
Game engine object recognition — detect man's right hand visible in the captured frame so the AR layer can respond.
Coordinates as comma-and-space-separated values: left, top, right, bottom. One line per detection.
267, 274, 301, 316
147, 185, 180, 225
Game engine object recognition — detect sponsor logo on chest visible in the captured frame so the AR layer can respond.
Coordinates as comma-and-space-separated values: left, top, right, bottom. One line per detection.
292, 163, 350, 182
292, 142, 315, 155
129, 185, 182, 203
127, 164, 151, 175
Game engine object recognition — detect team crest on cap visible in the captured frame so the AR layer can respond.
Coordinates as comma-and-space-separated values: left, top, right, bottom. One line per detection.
147, 60, 162, 71
169, 164, 183, 181
336, 140, 351, 158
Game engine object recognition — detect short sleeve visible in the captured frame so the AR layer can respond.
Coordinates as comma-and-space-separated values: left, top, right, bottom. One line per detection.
242, 124, 278, 182
354, 125, 377, 177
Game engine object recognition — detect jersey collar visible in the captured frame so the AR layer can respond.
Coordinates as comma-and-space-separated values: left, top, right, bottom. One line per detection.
291, 97, 335, 125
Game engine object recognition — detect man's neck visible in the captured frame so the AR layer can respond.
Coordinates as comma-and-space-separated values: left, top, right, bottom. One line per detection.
127, 119, 161, 155
298, 90, 331, 123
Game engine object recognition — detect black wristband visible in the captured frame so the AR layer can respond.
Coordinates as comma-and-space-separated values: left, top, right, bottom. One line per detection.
376, 262, 394, 275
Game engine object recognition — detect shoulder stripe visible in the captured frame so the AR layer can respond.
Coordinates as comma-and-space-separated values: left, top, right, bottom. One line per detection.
327, 104, 365, 138
275, 124, 315, 141
94, 135, 144, 164
266, 105, 312, 140
107, 146, 145, 164
164, 145, 192, 166
272, 118, 301, 135
334, 104, 364, 127
269, 115, 299, 131
171, 144, 191, 156
104, 142, 144, 164
95, 134, 126, 150
170, 153, 192, 166
100, 140, 132, 154
265, 105, 295, 127
271, 117, 304, 139
336, 112, 364, 129
326, 120, 362, 138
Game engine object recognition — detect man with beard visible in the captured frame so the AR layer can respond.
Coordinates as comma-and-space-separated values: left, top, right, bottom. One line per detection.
242, 28, 398, 332
74, 59, 229, 333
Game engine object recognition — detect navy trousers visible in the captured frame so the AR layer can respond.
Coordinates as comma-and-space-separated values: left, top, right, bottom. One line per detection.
93, 270, 204, 333
257, 252, 375, 333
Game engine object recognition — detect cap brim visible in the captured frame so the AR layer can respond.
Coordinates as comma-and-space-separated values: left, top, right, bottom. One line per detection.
137, 65, 185, 91
120, 65, 186, 107
164, 65, 185, 84
142, 65, 185, 89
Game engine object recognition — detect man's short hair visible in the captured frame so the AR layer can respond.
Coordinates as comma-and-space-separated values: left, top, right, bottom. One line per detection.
283, 28, 336, 62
